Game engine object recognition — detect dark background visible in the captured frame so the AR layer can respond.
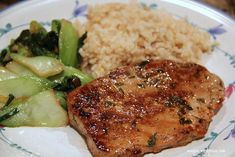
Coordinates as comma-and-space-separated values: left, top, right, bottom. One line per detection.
0, 0, 234, 17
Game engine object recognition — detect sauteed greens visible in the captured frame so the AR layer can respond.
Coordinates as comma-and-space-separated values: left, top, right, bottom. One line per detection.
0, 19, 92, 127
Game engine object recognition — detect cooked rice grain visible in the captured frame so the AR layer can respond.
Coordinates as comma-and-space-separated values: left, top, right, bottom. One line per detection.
78, 3, 212, 78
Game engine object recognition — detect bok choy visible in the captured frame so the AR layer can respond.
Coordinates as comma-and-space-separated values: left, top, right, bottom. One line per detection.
0, 18, 92, 127
0, 90, 68, 127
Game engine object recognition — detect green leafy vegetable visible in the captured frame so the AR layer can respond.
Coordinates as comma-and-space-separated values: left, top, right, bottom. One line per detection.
50, 66, 93, 85
0, 93, 15, 112
0, 98, 25, 123
10, 30, 33, 56
0, 76, 54, 97
51, 20, 61, 35
5, 61, 36, 77
59, 19, 79, 67
0, 49, 8, 64
0, 49, 11, 65
0, 108, 19, 122
0, 66, 18, 81
77, 32, 87, 65
164, 95, 193, 110
53, 75, 81, 92
10, 53, 64, 78
15, 44, 31, 56
29, 21, 47, 34
9, 27, 59, 57
62, 66, 93, 85
0, 90, 68, 127
4, 94, 15, 107
0, 19, 91, 127
55, 91, 67, 111
147, 133, 157, 147
7, 19, 87, 69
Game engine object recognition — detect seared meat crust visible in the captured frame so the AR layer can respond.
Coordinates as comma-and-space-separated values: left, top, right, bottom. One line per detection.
68, 60, 224, 157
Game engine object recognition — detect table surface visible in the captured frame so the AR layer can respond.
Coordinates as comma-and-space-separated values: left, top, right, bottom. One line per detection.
0, 0, 234, 17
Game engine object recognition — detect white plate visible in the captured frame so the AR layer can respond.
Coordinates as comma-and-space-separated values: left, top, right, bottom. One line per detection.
0, 0, 235, 157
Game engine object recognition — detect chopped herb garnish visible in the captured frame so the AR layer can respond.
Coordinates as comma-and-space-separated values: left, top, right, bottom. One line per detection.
79, 109, 90, 118
198, 118, 203, 123
193, 69, 201, 78
103, 128, 108, 134
115, 82, 124, 86
147, 133, 157, 147
149, 78, 159, 86
113, 84, 125, 95
131, 120, 137, 128
205, 75, 210, 80
128, 75, 135, 79
165, 96, 193, 110
118, 87, 125, 95
137, 83, 145, 88
169, 83, 176, 89
196, 98, 205, 103
145, 73, 151, 79
156, 68, 164, 73
179, 117, 192, 125
104, 100, 114, 108
138, 60, 149, 68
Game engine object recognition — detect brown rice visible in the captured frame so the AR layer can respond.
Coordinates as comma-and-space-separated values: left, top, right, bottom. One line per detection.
76, 3, 212, 78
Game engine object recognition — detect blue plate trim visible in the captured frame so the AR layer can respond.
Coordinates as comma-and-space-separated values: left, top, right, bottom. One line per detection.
0, 127, 40, 157
193, 120, 235, 157
0, 1, 234, 157
193, 0, 235, 21
0, 0, 26, 14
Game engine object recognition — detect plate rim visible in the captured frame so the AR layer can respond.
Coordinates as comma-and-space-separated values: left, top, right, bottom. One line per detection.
0, 0, 235, 25
0, 1, 235, 157
193, 0, 235, 22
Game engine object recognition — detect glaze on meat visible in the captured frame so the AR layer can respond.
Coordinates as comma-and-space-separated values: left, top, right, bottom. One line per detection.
68, 60, 225, 157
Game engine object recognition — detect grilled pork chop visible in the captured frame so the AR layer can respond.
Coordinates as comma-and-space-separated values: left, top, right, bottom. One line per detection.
68, 60, 224, 157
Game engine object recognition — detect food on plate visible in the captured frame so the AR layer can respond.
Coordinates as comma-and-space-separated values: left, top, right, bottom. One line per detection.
0, 19, 92, 127
5, 61, 36, 76
0, 76, 53, 97
7, 20, 84, 67
0, 90, 68, 127
0, 66, 18, 81
10, 53, 64, 78
0, 1, 226, 156
77, 3, 213, 78
68, 60, 224, 157
59, 19, 81, 67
